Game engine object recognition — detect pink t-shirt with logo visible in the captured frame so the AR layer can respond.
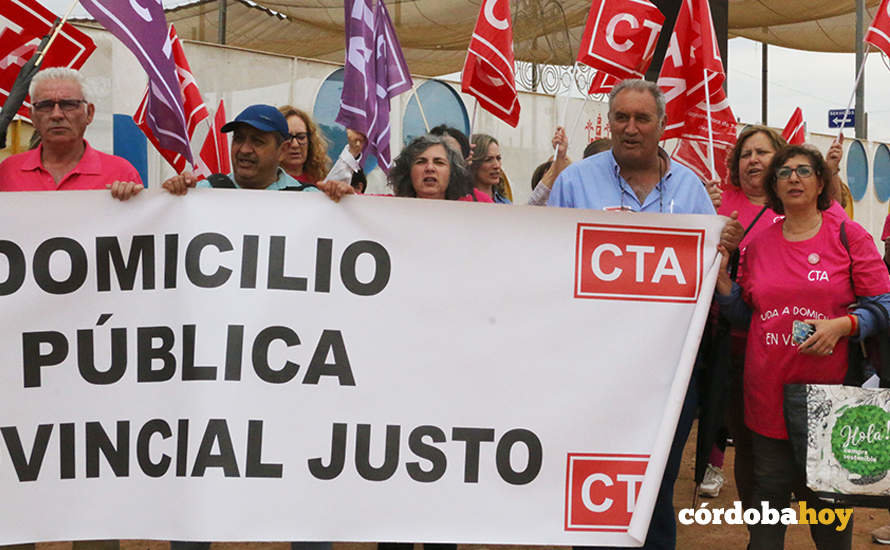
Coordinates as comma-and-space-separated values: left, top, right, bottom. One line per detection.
717, 185, 778, 250
739, 214, 890, 439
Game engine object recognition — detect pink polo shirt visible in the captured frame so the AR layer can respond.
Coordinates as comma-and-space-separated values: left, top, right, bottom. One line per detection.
0, 141, 142, 191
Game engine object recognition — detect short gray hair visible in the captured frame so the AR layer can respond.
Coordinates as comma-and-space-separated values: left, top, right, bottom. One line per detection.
608, 79, 665, 123
29, 67, 90, 103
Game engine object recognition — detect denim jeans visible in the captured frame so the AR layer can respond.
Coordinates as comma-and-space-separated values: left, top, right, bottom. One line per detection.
748, 432, 852, 550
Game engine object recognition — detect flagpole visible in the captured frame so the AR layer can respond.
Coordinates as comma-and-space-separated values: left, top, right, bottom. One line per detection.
412, 85, 431, 133
835, 44, 870, 143
552, 63, 576, 160
568, 94, 591, 151
35, 0, 80, 66
552, 93, 562, 160
702, 68, 716, 181
469, 99, 478, 138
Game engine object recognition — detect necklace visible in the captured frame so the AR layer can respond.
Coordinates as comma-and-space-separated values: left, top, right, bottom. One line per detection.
783, 213, 822, 239
619, 156, 666, 212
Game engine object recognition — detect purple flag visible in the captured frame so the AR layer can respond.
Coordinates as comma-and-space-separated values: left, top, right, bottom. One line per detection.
79, 0, 192, 164
336, 0, 413, 173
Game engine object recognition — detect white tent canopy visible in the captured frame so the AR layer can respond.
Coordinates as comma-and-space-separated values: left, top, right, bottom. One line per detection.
71, 0, 885, 77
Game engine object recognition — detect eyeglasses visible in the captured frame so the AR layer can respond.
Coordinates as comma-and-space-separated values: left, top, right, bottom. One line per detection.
32, 99, 87, 113
288, 132, 309, 143
776, 164, 815, 180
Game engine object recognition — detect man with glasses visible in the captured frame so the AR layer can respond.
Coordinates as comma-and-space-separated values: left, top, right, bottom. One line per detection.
0, 68, 142, 199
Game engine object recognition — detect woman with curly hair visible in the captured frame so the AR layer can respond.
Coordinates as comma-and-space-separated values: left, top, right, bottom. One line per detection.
278, 105, 330, 186
387, 134, 492, 202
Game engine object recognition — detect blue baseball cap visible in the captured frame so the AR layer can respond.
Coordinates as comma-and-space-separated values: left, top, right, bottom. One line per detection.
221, 104, 289, 138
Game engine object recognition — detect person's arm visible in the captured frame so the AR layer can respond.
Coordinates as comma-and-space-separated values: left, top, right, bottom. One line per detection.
800, 225, 890, 354
850, 295, 890, 341
714, 244, 752, 327
529, 126, 570, 206
825, 136, 846, 206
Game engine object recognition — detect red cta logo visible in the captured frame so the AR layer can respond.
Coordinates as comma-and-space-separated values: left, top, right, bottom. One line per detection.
574, 223, 704, 303
565, 453, 649, 532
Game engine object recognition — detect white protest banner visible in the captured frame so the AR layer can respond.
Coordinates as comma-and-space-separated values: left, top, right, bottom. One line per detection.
0, 190, 723, 546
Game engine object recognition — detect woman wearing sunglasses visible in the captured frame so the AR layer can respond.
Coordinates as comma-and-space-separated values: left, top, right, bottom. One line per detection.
716, 145, 890, 549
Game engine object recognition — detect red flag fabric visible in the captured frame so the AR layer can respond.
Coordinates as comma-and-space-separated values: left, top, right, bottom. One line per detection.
588, 72, 620, 95
657, 0, 726, 139
867, 0, 890, 58
133, 25, 209, 173
782, 107, 806, 145
198, 99, 230, 178
672, 139, 731, 186
461, 0, 519, 127
0, 0, 96, 120
681, 87, 737, 147
670, 87, 737, 181
577, 0, 664, 81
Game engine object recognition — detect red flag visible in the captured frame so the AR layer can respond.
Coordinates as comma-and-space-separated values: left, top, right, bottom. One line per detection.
657, 0, 726, 139
671, 87, 737, 181
782, 107, 806, 145
461, 0, 519, 127
198, 99, 230, 177
867, 0, 890, 58
0, 0, 96, 120
681, 87, 736, 147
672, 139, 731, 186
577, 0, 664, 81
588, 72, 620, 95
133, 25, 209, 173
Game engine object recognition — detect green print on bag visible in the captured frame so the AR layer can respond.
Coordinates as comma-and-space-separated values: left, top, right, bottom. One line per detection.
831, 405, 890, 477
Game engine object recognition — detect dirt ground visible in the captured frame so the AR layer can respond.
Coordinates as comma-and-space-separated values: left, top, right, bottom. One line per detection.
12, 422, 890, 550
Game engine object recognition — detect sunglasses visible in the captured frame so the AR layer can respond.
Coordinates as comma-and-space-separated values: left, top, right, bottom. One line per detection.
776, 165, 815, 180
32, 99, 87, 113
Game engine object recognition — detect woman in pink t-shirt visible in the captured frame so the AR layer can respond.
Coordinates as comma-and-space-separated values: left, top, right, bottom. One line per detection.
709, 126, 787, 505
717, 145, 890, 549
720, 126, 787, 247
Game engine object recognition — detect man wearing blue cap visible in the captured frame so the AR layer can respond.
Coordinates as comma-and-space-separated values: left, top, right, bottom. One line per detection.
161, 104, 321, 193
164, 105, 327, 550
